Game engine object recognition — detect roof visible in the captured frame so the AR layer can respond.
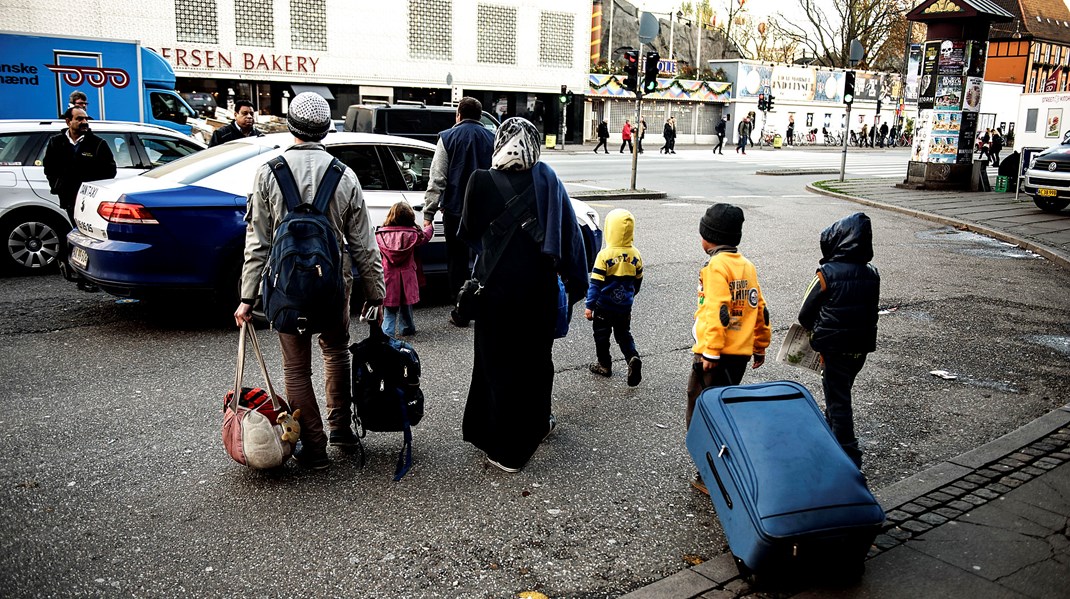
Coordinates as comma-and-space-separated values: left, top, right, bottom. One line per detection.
908, 0, 1015, 22
994, 0, 1070, 44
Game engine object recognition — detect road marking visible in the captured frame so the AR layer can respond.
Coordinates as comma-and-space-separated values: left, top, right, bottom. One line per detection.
680, 195, 705, 199
566, 182, 612, 190
661, 202, 693, 207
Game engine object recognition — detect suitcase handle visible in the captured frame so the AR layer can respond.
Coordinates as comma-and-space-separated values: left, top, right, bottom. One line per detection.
706, 450, 734, 509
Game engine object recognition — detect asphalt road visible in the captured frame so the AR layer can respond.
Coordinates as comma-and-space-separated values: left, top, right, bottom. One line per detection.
2, 149, 1069, 598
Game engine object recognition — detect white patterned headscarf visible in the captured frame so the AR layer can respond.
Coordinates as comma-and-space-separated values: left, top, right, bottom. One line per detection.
491, 117, 541, 171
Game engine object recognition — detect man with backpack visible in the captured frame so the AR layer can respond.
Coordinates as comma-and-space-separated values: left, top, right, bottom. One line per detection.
234, 92, 385, 470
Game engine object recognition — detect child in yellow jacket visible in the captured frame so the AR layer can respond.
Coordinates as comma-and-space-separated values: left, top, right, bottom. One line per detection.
688, 203, 771, 494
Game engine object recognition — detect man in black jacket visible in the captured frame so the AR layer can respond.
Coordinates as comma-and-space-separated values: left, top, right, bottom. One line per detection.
43, 107, 116, 225
208, 99, 263, 147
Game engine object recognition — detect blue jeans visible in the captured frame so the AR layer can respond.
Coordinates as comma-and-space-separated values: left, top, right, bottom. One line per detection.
592, 309, 637, 367
383, 304, 415, 337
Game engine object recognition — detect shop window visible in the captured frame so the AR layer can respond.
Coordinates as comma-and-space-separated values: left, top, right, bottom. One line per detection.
290, 0, 327, 51
236, 0, 274, 47
1026, 108, 1038, 133
409, 0, 452, 60
477, 4, 517, 64
175, 0, 218, 44
539, 11, 574, 67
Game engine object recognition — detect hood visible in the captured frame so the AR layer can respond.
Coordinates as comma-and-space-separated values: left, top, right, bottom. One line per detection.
376, 226, 422, 265
603, 209, 635, 248
820, 212, 873, 264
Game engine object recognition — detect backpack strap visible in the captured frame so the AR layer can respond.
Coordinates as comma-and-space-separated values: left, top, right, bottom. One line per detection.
268, 156, 346, 215
312, 158, 346, 215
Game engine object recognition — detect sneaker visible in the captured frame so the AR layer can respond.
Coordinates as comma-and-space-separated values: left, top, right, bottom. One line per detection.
691, 472, 710, 496
448, 310, 470, 328
589, 362, 612, 377
626, 356, 642, 387
294, 447, 330, 471
329, 427, 359, 448
542, 414, 557, 442
486, 456, 521, 473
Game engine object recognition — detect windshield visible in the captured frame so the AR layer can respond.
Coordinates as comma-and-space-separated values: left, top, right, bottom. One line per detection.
143, 142, 269, 184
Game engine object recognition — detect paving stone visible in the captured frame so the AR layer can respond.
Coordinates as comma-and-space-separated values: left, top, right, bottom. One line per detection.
1038, 455, 1064, 465
975, 468, 1001, 479
900, 520, 933, 533
963, 474, 989, 484
951, 480, 979, 491
926, 491, 954, 503
935, 507, 963, 519
899, 503, 926, 515
989, 462, 1014, 473
1031, 442, 1056, 452
867, 546, 881, 559
885, 527, 912, 541
1034, 458, 1060, 470
1023, 466, 1046, 476
1008, 471, 1034, 482
998, 477, 1023, 488
986, 483, 1012, 494
1051, 452, 1070, 461
960, 494, 988, 506
913, 496, 941, 509
940, 486, 967, 497
973, 487, 1000, 499
997, 457, 1025, 469
919, 512, 949, 526
1010, 452, 1036, 462
1019, 447, 1045, 457
873, 534, 900, 550
947, 500, 973, 511
884, 509, 911, 522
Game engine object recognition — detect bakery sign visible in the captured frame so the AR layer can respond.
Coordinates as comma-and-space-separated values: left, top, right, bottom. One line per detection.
149, 46, 320, 74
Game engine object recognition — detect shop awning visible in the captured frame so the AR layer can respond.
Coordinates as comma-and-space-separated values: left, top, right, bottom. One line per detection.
291, 84, 335, 100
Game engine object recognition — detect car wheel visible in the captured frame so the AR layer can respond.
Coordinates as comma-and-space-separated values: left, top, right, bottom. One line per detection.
1032, 197, 1070, 212
0, 211, 70, 274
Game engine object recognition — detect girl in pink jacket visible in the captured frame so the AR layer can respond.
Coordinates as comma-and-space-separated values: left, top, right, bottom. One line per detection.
376, 202, 434, 337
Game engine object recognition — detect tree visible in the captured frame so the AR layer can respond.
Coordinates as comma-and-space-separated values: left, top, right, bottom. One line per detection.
731, 15, 801, 63
769, 0, 912, 69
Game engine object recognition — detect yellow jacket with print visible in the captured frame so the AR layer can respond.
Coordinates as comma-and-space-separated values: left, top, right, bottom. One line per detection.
692, 248, 771, 361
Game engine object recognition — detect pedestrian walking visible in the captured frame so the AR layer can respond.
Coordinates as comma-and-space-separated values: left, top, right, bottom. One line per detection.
593, 119, 610, 154
667, 116, 677, 153
660, 118, 672, 154
376, 201, 434, 338
990, 129, 1004, 166
797, 212, 880, 470
860, 124, 870, 148
209, 99, 264, 147
786, 116, 795, 146
713, 115, 727, 154
637, 119, 647, 154
736, 116, 752, 154
459, 117, 589, 473
234, 92, 386, 471
586, 208, 644, 386
422, 97, 496, 327
879, 122, 889, 148
619, 119, 633, 154
687, 203, 771, 494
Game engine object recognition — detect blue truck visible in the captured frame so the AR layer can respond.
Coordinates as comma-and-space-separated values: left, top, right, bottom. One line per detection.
0, 32, 195, 134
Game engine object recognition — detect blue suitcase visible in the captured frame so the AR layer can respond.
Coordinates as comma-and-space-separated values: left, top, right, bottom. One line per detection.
686, 380, 885, 577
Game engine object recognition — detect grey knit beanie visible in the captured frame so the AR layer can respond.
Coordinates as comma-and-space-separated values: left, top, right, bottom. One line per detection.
700, 203, 745, 246
287, 92, 331, 141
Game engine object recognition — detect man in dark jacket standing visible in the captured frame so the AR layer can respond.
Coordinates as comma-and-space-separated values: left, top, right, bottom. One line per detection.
209, 99, 263, 147
44, 107, 116, 226
797, 212, 880, 470
423, 97, 495, 326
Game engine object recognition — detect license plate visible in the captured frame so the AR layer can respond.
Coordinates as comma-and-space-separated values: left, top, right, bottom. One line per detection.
70, 246, 88, 269
1038, 188, 1058, 197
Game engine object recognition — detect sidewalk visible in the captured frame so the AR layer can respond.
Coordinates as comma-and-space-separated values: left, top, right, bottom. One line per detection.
620, 180, 1070, 599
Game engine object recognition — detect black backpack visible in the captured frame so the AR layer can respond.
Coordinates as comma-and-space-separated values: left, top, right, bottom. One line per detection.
261, 155, 347, 336
349, 324, 424, 480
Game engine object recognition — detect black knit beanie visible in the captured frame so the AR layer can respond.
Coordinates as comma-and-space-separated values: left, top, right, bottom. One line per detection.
700, 203, 744, 246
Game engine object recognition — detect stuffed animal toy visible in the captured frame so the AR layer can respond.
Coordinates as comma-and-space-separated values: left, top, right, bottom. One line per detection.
276, 409, 301, 444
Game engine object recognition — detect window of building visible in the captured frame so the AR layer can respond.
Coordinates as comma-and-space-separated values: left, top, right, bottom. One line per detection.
290, 0, 327, 51
1025, 108, 1038, 132
539, 11, 574, 67
235, 0, 274, 46
409, 0, 453, 60
175, 0, 218, 44
477, 4, 517, 64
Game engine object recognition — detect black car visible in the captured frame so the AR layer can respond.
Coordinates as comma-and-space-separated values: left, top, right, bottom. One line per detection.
180, 92, 218, 118
344, 102, 499, 144
1023, 130, 1070, 213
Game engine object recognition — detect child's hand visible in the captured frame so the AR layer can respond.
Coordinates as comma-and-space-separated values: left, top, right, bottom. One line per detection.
584, 308, 593, 320
752, 354, 765, 369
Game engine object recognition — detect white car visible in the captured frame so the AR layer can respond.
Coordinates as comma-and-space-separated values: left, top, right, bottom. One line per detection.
66, 132, 602, 304
0, 119, 205, 273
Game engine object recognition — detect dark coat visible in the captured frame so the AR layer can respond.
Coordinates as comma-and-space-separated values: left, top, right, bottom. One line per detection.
597, 121, 609, 139
798, 213, 880, 354
208, 121, 264, 147
43, 129, 116, 210
438, 120, 495, 217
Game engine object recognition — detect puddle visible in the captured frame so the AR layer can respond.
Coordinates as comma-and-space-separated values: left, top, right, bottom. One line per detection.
959, 378, 1020, 394
1026, 334, 1070, 358
916, 227, 1043, 260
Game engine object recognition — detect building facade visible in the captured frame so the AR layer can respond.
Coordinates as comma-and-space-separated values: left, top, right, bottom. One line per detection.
987, 0, 1070, 93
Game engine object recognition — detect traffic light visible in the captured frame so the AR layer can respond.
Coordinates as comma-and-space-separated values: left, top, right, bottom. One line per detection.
566, 90, 574, 105
766, 94, 775, 111
623, 50, 639, 92
757, 93, 766, 111
642, 51, 660, 94
559, 84, 568, 104
843, 71, 856, 104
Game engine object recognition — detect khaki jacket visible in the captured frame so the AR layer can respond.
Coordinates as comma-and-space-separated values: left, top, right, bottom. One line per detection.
239, 143, 385, 303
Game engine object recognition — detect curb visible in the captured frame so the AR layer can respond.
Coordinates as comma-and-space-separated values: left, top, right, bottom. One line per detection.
571, 190, 668, 201
756, 169, 840, 176
805, 182, 1070, 270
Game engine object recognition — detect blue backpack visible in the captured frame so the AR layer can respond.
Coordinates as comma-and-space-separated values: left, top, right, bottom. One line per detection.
261, 155, 347, 336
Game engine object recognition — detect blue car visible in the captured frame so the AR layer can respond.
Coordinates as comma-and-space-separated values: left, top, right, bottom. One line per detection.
66, 132, 602, 304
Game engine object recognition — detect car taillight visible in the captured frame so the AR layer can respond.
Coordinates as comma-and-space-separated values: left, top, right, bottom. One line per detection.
98, 201, 159, 224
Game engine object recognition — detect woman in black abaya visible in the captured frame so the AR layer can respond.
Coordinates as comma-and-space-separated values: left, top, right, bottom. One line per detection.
458, 118, 588, 472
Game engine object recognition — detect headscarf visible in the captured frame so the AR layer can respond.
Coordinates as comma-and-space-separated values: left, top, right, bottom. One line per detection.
491, 117, 541, 171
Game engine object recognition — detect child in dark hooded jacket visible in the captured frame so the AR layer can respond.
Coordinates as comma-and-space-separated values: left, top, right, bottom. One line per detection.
376, 202, 434, 337
798, 212, 880, 470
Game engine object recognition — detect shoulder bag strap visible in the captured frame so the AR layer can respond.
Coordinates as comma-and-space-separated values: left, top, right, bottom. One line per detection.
474, 171, 534, 280
231, 322, 284, 413
311, 157, 346, 215
267, 156, 302, 213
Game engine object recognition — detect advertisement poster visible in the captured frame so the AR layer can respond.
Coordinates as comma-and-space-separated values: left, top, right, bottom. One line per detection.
936, 75, 964, 110
963, 76, 983, 112
937, 40, 966, 75
770, 65, 818, 102
919, 42, 940, 109
912, 109, 932, 162
1047, 108, 1063, 137
815, 71, 844, 102
738, 63, 773, 97
957, 111, 979, 164
906, 44, 922, 102
928, 110, 958, 163
966, 41, 986, 78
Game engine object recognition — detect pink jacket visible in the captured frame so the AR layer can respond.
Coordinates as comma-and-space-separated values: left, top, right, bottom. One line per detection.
375, 224, 434, 307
